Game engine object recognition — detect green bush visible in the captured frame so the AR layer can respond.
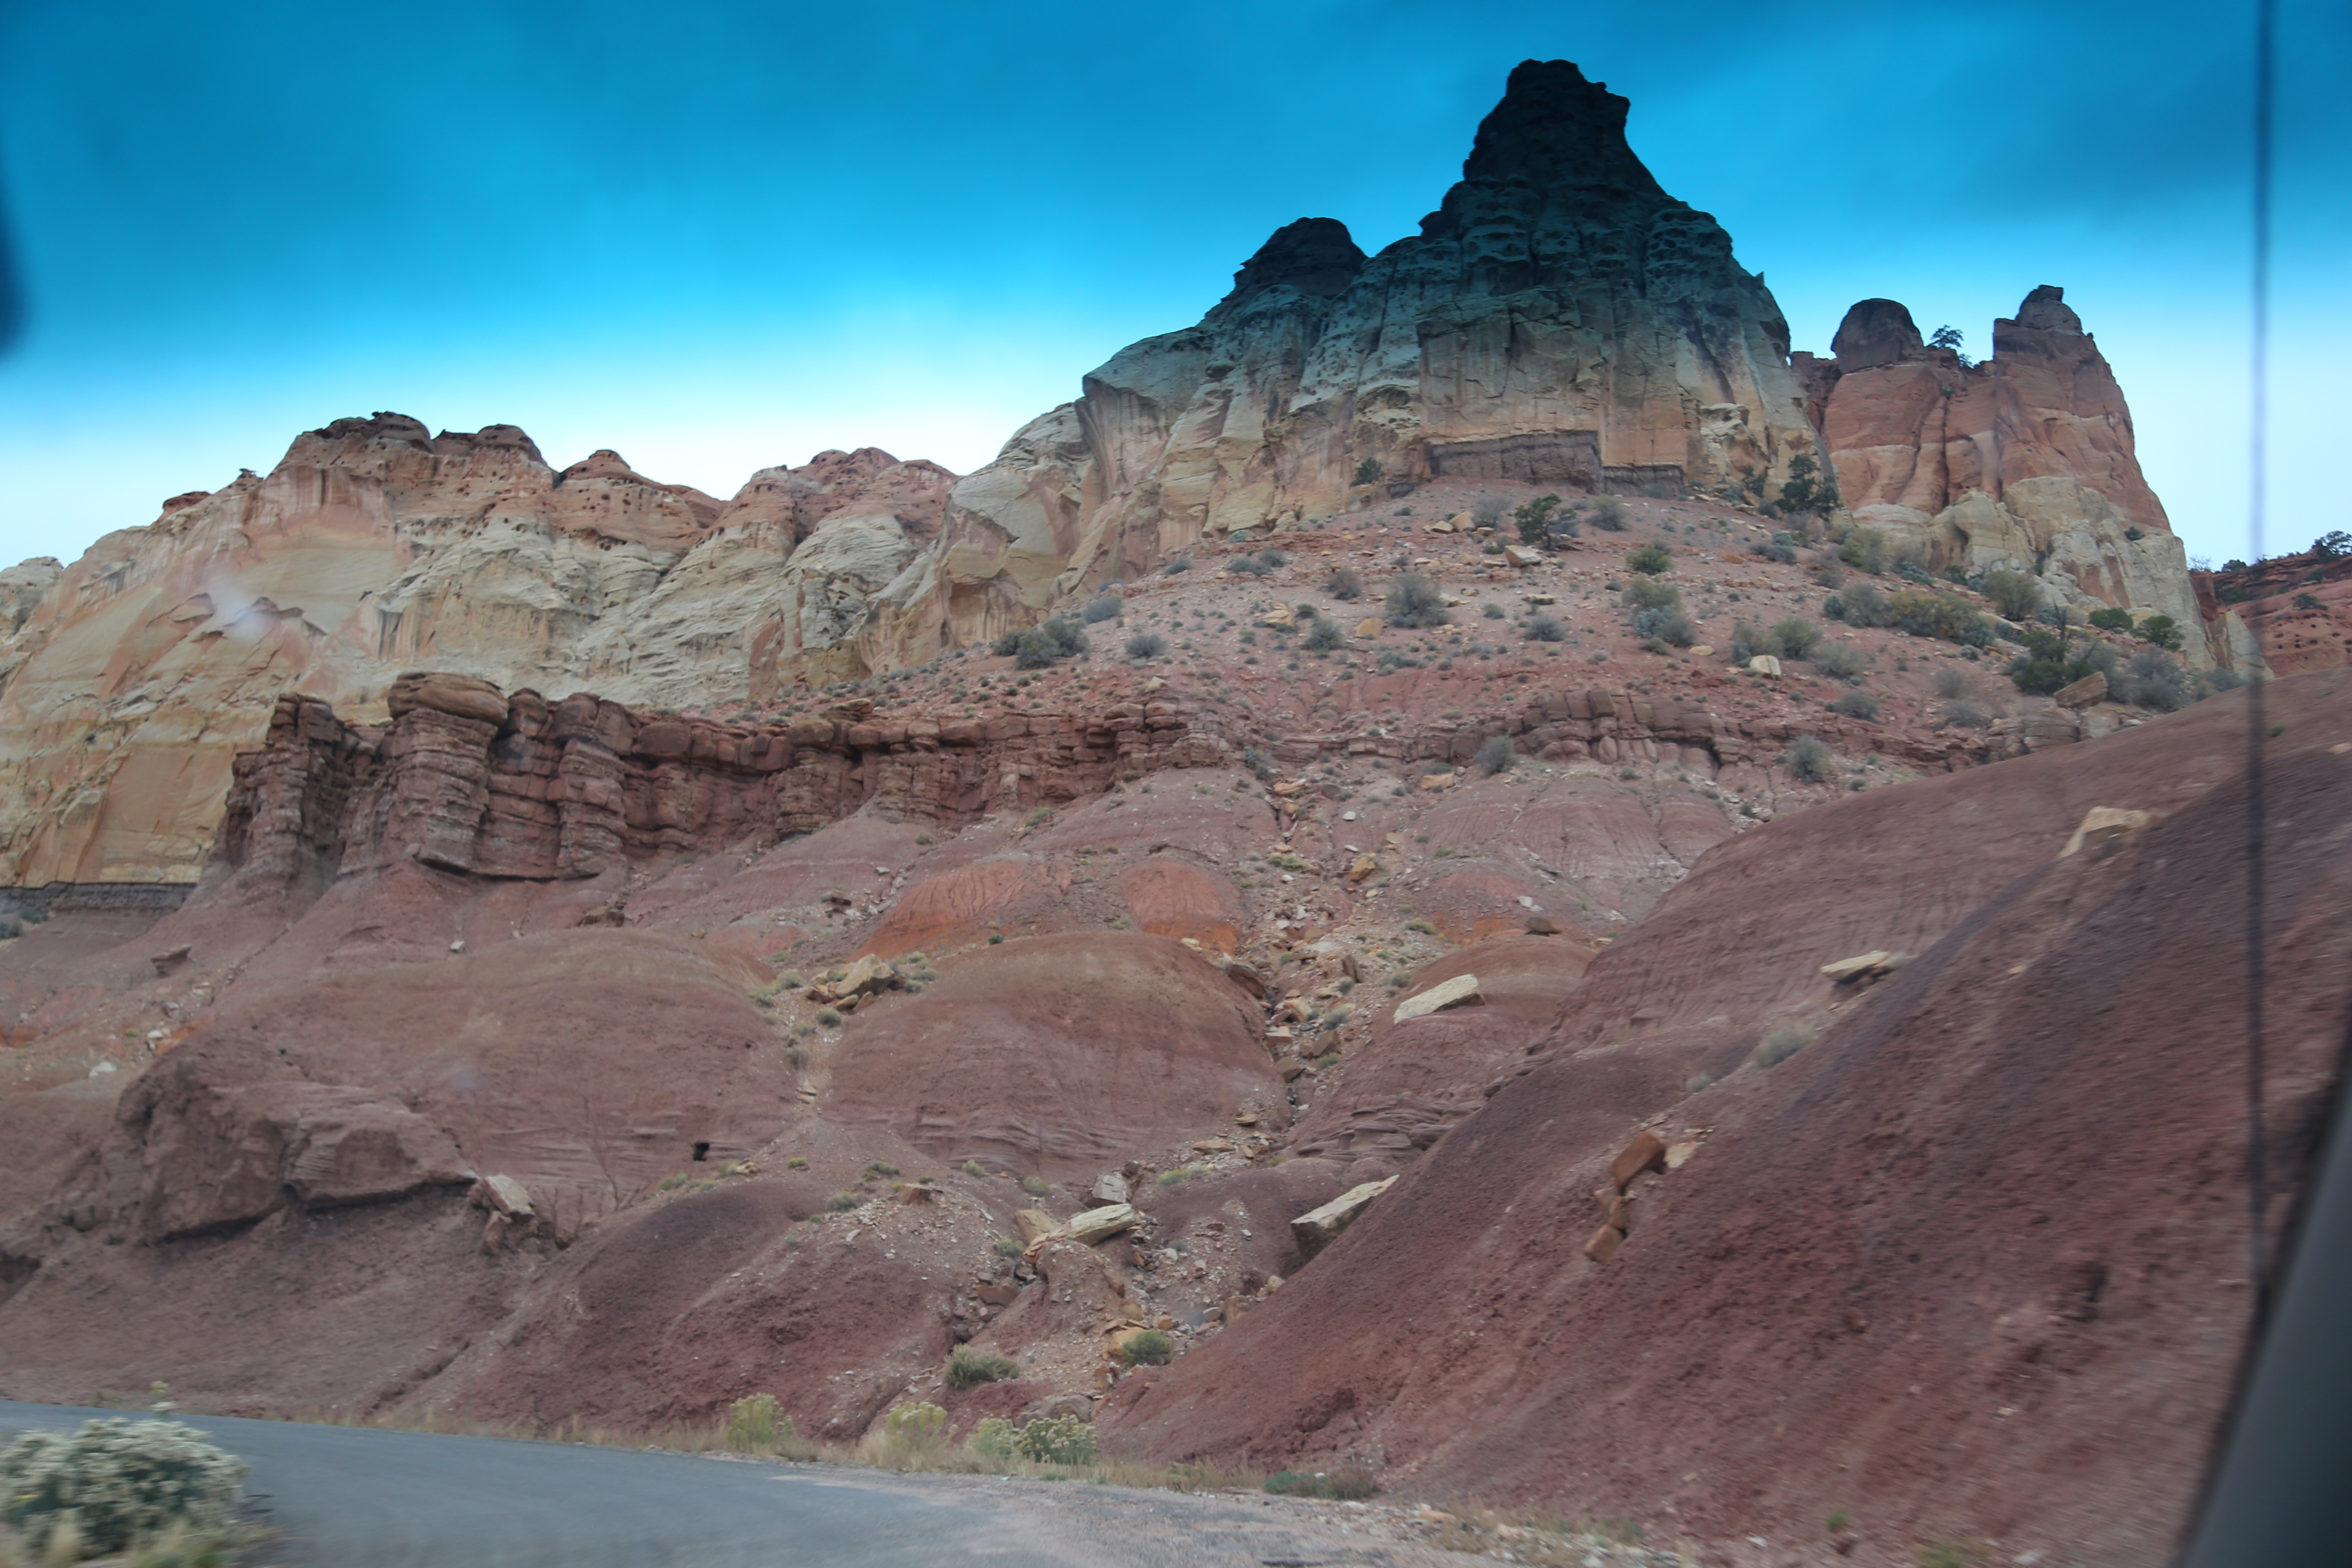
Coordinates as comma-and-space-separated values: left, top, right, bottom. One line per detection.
1623, 575, 1679, 610
1779, 735, 1836, 783
0, 1418, 245, 1556
1476, 735, 1516, 776
1513, 494, 1571, 544
884, 1402, 947, 1453
1303, 618, 1343, 652
1115, 1329, 1173, 1366
2086, 605, 2134, 633
827, 1192, 861, 1212
1756, 1019, 1816, 1068
1525, 614, 1566, 642
1353, 456, 1382, 485
945, 1348, 1021, 1390
1020, 1175, 1050, 1196
1587, 496, 1626, 532
1776, 452, 1838, 517
1384, 573, 1449, 628
1829, 689, 1881, 720
1812, 643, 1868, 680
1840, 527, 1889, 575
991, 616, 1088, 669
1625, 542, 1672, 576
2138, 613, 2184, 651
1265, 1470, 1377, 1500
1161, 555, 1191, 575
1125, 631, 1168, 659
1631, 607, 1696, 646
1770, 617, 1821, 659
1325, 566, 1363, 600
1932, 665, 1969, 698
992, 1236, 1023, 1258
1017, 1415, 1096, 1465
968, 1417, 1019, 1459
1980, 568, 2039, 621
816, 1009, 843, 1027
726, 1393, 789, 1451
1885, 589, 1992, 646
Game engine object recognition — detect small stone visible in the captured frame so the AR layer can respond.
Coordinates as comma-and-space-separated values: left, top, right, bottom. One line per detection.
2054, 670, 2108, 709
1191, 1137, 1233, 1154
1418, 771, 1455, 791
1503, 545, 1542, 567
1526, 593, 1556, 606
1525, 914, 1567, 936
1091, 1172, 1131, 1204
1354, 617, 1383, 639
1583, 1223, 1625, 1264
1347, 852, 1378, 883
1747, 654, 1783, 677
1665, 1140, 1700, 1170
1690, 643, 1715, 657
1063, 1203, 1139, 1245
1290, 1176, 1396, 1255
1820, 949, 1895, 983
1394, 972, 1482, 1022
1610, 1130, 1668, 1192
2059, 805, 2151, 858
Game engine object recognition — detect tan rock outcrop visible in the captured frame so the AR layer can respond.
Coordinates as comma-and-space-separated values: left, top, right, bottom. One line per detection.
864, 60, 1820, 667
0, 421, 955, 886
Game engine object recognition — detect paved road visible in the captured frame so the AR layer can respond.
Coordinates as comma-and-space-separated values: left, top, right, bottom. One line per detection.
0, 1402, 1455, 1568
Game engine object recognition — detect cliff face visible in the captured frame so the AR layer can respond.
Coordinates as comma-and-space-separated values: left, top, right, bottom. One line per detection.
1797, 288, 2215, 662
0, 416, 954, 885
865, 60, 1820, 663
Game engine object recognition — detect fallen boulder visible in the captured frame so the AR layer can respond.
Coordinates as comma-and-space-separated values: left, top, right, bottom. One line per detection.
2061, 806, 2151, 858
1062, 1203, 1139, 1246
1819, 949, 1897, 984
1290, 1175, 1397, 1256
1394, 973, 1483, 1023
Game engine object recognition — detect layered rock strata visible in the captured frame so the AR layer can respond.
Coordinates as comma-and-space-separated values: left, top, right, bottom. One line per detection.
1797, 288, 2214, 661
865, 59, 1821, 662
0, 418, 955, 885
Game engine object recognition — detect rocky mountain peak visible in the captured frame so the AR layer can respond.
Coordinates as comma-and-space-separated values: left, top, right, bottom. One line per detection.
1211, 217, 1366, 316
2010, 283, 2084, 334
1830, 298, 1926, 370
1420, 58, 1670, 239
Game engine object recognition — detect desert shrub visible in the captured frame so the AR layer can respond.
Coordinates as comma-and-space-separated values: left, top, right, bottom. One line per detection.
1353, 456, 1382, 485
0, 1418, 245, 1555
1482, 602, 1505, 619
1813, 560, 1847, 590
1632, 607, 1696, 646
1812, 642, 1869, 680
1325, 566, 1363, 600
1755, 1019, 1816, 1068
816, 1008, 843, 1027
2111, 647, 2197, 711
1728, 620, 1762, 663
1471, 496, 1509, 529
1015, 1415, 1097, 1465
992, 616, 1087, 669
883, 1402, 947, 1453
1933, 665, 1969, 698
2086, 605, 2134, 633
1779, 734, 1836, 783
1228, 553, 1271, 576
991, 1236, 1023, 1259
1265, 1470, 1377, 1500
725, 1393, 790, 1451
1303, 617, 1344, 652
2295, 592, 2324, 610
969, 1418, 1019, 1459
1525, 614, 1566, 642
1623, 575, 1679, 610
1980, 568, 2040, 621
1829, 689, 1881, 720
1625, 542, 1672, 576
1776, 452, 1838, 517
1513, 494, 1571, 544
1770, 617, 1821, 659
945, 1348, 1020, 1390
1834, 582, 1891, 627
1116, 1329, 1173, 1367
1587, 496, 1626, 531
2006, 629, 2103, 695
1475, 735, 1516, 775
826, 1192, 861, 1212
1942, 699, 1991, 728
2311, 529, 2351, 560
1886, 589, 1993, 645
1384, 573, 1449, 628
1081, 594, 1122, 623
1124, 631, 1168, 659
1161, 554, 1191, 575
1020, 1174, 1050, 1196
1752, 535, 1798, 565
1840, 527, 1890, 575
2137, 613, 2184, 651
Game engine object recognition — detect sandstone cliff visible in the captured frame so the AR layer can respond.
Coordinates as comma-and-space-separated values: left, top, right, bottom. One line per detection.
1797, 288, 2216, 661
0, 418, 954, 885
863, 59, 1821, 663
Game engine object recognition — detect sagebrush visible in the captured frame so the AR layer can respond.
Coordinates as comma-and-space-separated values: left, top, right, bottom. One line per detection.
0, 1418, 245, 1556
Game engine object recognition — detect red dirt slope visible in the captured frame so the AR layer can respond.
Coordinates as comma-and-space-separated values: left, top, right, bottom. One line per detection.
1102, 668, 2352, 1568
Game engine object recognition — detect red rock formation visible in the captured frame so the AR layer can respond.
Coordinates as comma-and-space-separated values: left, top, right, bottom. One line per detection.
1100, 668, 2352, 1566
1800, 288, 2209, 658
2199, 546, 2352, 676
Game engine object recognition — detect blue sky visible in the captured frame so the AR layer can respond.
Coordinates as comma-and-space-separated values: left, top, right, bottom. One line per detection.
0, 0, 2344, 571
